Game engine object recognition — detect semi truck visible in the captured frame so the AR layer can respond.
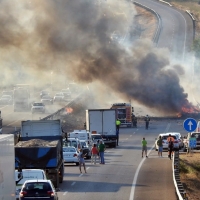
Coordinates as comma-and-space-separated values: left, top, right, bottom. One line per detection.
110, 103, 133, 127
0, 134, 16, 200
15, 120, 64, 188
86, 109, 117, 147
13, 88, 30, 112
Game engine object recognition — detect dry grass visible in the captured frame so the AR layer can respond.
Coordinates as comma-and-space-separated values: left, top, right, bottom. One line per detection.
179, 153, 200, 200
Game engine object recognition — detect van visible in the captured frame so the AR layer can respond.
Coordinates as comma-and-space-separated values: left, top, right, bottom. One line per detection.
63, 137, 82, 151
68, 130, 92, 145
15, 169, 47, 200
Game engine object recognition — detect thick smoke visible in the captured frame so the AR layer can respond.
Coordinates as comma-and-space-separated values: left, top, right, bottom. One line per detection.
0, 0, 195, 114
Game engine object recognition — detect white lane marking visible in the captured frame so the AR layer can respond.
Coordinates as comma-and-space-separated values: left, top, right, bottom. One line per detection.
86, 167, 90, 170
79, 174, 83, 177
63, 191, 68, 195
129, 145, 154, 200
71, 182, 76, 186
6, 120, 20, 126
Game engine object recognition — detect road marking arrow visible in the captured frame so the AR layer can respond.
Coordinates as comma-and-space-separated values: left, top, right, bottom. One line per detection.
188, 121, 193, 131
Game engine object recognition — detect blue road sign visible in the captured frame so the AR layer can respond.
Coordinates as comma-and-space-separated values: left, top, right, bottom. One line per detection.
183, 118, 197, 132
189, 138, 197, 148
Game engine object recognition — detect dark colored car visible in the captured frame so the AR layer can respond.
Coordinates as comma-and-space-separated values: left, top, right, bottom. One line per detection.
19, 180, 59, 200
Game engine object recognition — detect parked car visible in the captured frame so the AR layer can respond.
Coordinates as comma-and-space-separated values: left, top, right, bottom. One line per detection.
40, 90, 49, 98
63, 146, 79, 166
41, 95, 53, 105
53, 92, 64, 102
155, 133, 179, 151
80, 140, 91, 159
15, 169, 47, 200
63, 137, 82, 151
61, 89, 71, 99
31, 102, 45, 113
2, 90, 13, 98
19, 179, 59, 200
0, 95, 13, 105
174, 133, 184, 149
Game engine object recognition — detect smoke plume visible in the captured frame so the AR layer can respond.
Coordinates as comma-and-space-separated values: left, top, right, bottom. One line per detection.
0, 0, 195, 114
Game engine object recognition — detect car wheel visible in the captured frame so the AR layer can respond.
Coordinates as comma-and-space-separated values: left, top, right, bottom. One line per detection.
76, 162, 79, 166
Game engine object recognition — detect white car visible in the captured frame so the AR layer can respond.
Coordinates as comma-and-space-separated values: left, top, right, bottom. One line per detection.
53, 92, 64, 102
0, 95, 13, 105
155, 133, 179, 151
15, 169, 47, 200
63, 146, 79, 165
31, 102, 45, 113
41, 95, 53, 105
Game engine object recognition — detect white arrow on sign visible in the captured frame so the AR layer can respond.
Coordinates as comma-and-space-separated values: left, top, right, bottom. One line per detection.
188, 121, 193, 131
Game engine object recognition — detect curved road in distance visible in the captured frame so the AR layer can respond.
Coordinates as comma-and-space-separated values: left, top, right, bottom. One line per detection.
136, 0, 194, 61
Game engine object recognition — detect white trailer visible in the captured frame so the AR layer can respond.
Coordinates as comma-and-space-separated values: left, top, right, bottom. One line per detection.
0, 134, 15, 200
86, 109, 117, 147
21, 120, 61, 137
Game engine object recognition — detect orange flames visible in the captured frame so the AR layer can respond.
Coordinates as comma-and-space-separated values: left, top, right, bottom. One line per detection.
177, 105, 200, 117
66, 107, 73, 113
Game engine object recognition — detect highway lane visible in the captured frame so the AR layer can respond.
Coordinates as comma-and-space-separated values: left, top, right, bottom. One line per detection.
56, 119, 187, 200
136, 0, 194, 60
0, 102, 69, 134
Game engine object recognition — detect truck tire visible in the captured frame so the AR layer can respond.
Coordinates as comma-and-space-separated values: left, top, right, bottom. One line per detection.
54, 173, 59, 188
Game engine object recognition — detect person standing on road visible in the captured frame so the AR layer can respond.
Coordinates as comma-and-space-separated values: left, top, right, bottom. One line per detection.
144, 115, 150, 130
78, 149, 87, 173
116, 129, 119, 146
167, 134, 174, 160
98, 141, 106, 164
91, 144, 99, 164
142, 137, 148, 158
116, 118, 121, 132
157, 136, 163, 157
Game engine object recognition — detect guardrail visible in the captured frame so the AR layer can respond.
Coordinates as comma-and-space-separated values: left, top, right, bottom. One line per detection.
133, 1, 162, 45
172, 151, 188, 200
41, 91, 87, 120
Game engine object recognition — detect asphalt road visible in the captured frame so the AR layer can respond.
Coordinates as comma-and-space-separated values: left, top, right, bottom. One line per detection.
136, 0, 194, 60
56, 119, 187, 200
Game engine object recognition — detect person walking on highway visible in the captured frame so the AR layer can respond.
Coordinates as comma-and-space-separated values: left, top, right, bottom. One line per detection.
144, 115, 150, 130
91, 144, 99, 164
78, 149, 87, 173
157, 135, 163, 157
167, 134, 174, 160
98, 141, 106, 164
116, 129, 119, 146
116, 119, 121, 132
142, 137, 148, 158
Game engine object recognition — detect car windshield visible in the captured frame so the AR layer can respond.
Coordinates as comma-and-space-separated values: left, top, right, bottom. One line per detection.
33, 103, 43, 106
1, 95, 11, 99
42, 96, 51, 99
63, 147, 76, 152
81, 142, 87, 147
162, 135, 177, 140
24, 182, 50, 192
191, 133, 200, 139
92, 135, 102, 140
63, 140, 77, 148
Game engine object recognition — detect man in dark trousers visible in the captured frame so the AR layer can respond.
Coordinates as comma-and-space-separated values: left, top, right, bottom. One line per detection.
144, 115, 150, 130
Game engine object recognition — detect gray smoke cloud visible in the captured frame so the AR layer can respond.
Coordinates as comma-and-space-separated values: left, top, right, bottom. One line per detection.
0, 0, 196, 114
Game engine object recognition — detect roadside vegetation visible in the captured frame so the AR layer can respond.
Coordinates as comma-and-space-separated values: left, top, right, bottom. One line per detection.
179, 153, 200, 199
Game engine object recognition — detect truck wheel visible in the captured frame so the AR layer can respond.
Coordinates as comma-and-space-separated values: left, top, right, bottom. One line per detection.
54, 173, 59, 188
